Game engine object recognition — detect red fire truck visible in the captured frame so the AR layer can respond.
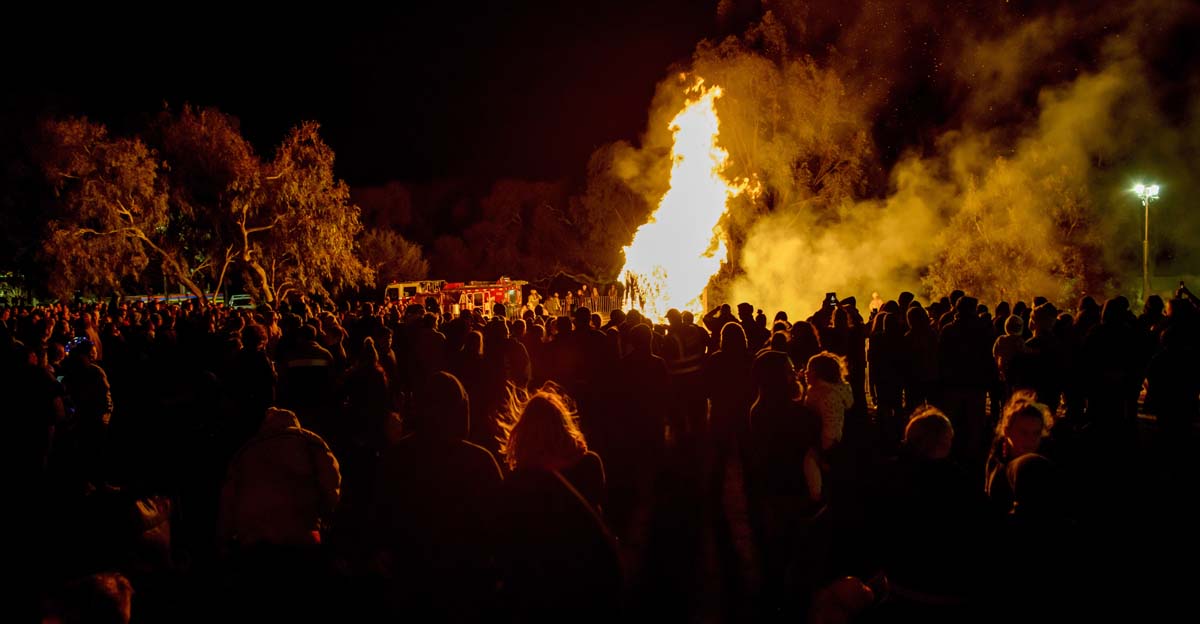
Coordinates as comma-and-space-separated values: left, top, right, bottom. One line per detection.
384, 277, 527, 316
383, 280, 446, 308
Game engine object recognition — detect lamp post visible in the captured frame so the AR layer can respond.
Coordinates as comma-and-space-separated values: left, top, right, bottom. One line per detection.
1133, 183, 1160, 303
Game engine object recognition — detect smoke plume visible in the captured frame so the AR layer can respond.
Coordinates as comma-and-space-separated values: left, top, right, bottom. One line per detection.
594, 0, 1200, 314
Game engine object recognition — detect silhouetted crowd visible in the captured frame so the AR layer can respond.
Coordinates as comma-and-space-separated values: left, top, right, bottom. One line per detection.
5, 285, 1199, 622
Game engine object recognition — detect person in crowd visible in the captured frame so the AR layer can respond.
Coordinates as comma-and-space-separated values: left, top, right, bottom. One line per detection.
369, 372, 504, 619
339, 337, 392, 451
804, 351, 853, 455
992, 314, 1026, 400
704, 322, 755, 504
218, 406, 341, 548
985, 391, 1053, 515
60, 337, 113, 484
903, 305, 939, 410
937, 296, 994, 465
870, 407, 986, 615
748, 350, 825, 608
495, 384, 620, 620
1008, 303, 1065, 414
868, 312, 905, 443
278, 323, 336, 430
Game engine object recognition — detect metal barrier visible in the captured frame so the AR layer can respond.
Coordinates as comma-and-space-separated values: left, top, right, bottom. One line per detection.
507, 295, 626, 320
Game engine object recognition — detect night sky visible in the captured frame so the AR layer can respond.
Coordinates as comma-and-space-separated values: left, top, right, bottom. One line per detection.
2, 2, 718, 186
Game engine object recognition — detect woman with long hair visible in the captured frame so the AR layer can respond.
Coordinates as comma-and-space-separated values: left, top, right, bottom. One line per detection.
495, 384, 620, 619
499, 383, 605, 511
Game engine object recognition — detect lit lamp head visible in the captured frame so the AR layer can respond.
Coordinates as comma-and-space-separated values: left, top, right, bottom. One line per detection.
1133, 183, 1160, 201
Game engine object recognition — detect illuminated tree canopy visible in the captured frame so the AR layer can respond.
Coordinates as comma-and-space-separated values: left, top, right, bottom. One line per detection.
37, 118, 206, 299
32, 108, 418, 303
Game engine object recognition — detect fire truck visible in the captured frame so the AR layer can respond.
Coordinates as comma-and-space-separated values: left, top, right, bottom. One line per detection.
442, 278, 529, 315
383, 280, 446, 308
384, 277, 527, 316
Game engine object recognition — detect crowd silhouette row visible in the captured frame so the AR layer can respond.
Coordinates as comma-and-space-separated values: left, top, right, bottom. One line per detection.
6, 284, 1199, 622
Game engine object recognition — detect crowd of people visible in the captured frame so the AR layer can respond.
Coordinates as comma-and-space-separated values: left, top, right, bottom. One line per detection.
5, 284, 1198, 622
525, 283, 622, 318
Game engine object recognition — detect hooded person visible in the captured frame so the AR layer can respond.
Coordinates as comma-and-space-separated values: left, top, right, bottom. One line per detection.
218, 407, 341, 548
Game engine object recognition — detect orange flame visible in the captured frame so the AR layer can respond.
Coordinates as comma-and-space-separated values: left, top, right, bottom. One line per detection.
621, 79, 745, 321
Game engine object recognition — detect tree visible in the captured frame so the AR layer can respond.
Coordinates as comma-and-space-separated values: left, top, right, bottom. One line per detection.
565, 142, 655, 281
247, 122, 372, 303
431, 235, 472, 280
429, 179, 573, 280
359, 227, 429, 290
37, 109, 374, 305
0, 122, 50, 298
922, 158, 1108, 304
690, 22, 876, 224
150, 105, 262, 302
37, 117, 207, 299
152, 109, 372, 304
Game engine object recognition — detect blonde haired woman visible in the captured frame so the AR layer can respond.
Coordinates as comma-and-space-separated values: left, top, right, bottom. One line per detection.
500, 383, 605, 511
496, 383, 620, 618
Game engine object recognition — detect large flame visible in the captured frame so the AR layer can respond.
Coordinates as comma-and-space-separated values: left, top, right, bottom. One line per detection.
621, 79, 743, 321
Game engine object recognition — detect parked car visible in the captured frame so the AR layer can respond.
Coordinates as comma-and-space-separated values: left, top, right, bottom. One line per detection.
228, 294, 254, 310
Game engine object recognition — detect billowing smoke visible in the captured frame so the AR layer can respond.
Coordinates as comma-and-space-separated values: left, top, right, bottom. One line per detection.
592, 0, 1200, 314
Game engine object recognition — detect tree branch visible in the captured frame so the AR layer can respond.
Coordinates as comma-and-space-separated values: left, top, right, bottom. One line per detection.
244, 214, 283, 235
81, 223, 208, 300
191, 258, 213, 275
114, 198, 136, 224
75, 227, 140, 238
212, 245, 236, 304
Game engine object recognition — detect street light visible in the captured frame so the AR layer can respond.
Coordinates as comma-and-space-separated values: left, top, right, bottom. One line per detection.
1133, 182, 1160, 302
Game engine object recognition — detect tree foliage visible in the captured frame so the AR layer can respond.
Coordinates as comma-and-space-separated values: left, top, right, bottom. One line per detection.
923, 157, 1110, 304
36, 118, 206, 299
150, 105, 260, 301
360, 227, 430, 288
563, 143, 655, 281
427, 179, 573, 280
690, 19, 877, 222
33, 108, 384, 303
251, 122, 371, 302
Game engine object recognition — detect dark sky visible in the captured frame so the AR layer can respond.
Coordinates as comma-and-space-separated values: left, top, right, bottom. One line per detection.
1, 3, 717, 186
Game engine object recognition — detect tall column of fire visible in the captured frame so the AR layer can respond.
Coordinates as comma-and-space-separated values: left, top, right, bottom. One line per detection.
620, 80, 745, 321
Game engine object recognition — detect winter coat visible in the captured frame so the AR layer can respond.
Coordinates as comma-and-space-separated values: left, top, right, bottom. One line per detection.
219, 408, 341, 546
